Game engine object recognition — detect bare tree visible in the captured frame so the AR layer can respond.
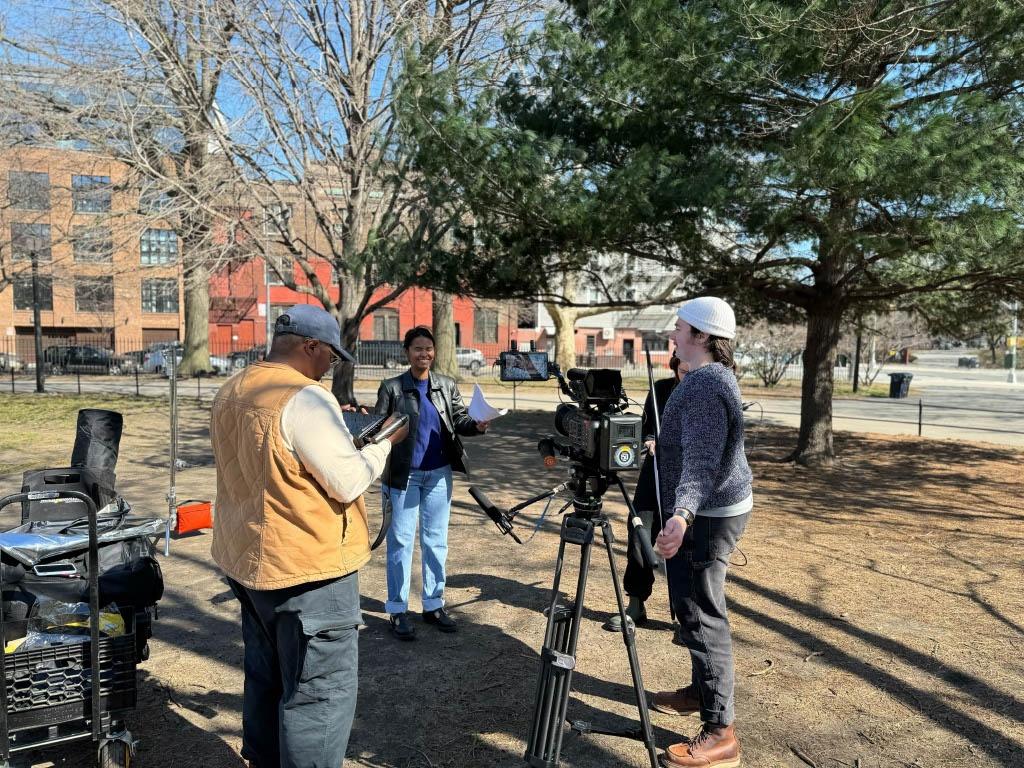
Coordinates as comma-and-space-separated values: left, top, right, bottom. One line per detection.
1, 0, 240, 374
847, 311, 929, 386
736, 321, 803, 387
205, 0, 543, 402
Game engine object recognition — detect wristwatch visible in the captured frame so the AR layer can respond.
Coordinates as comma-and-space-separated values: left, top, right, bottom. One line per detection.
674, 507, 696, 526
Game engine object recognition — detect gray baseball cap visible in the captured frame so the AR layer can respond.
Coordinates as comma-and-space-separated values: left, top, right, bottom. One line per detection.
274, 304, 355, 362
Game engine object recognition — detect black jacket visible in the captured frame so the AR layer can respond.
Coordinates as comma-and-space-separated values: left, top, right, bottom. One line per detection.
632, 376, 679, 515
374, 370, 480, 490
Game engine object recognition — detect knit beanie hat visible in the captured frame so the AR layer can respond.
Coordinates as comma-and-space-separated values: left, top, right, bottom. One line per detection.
676, 297, 736, 340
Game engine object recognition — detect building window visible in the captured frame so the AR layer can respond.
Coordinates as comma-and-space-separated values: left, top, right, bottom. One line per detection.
8, 171, 50, 210
139, 181, 173, 214
586, 335, 597, 354
13, 276, 53, 311
268, 305, 289, 325
266, 252, 291, 286
11, 223, 51, 262
372, 309, 400, 340
75, 276, 114, 313
140, 228, 178, 265
142, 278, 178, 313
263, 203, 293, 236
73, 225, 113, 262
642, 334, 669, 352
474, 307, 498, 344
72, 175, 112, 213
517, 303, 537, 329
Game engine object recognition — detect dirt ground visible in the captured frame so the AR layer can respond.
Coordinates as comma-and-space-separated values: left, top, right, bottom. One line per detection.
0, 394, 1021, 768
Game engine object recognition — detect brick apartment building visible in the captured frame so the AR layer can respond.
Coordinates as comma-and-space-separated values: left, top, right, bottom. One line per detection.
2, 145, 517, 363
0, 147, 182, 357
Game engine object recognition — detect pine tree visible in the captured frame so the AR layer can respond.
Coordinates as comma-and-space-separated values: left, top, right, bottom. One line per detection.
403, 0, 1024, 464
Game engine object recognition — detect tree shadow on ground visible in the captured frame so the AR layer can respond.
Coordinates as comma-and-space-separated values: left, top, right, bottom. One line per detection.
729, 574, 1023, 765
352, 572, 679, 768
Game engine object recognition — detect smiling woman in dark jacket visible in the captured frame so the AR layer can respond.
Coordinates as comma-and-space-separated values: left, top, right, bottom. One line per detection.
374, 326, 488, 640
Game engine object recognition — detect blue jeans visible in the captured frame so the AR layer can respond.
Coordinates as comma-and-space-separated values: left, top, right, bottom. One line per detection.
228, 573, 361, 768
383, 465, 453, 614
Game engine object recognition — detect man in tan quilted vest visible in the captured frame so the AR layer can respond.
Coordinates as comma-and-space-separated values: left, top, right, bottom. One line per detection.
211, 304, 407, 768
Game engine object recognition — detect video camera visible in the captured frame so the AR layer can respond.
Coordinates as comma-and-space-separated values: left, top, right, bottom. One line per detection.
499, 345, 642, 474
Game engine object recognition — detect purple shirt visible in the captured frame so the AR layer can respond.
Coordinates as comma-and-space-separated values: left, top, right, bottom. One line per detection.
412, 378, 447, 471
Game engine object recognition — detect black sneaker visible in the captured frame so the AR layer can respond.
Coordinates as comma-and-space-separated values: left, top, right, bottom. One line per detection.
422, 607, 458, 633
389, 612, 416, 641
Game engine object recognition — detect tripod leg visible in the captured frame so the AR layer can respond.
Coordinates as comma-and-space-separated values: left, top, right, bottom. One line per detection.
525, 517, 595, 768
602, 522, 659, 768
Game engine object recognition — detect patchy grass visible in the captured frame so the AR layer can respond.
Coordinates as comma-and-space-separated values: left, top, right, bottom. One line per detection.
738, 379, 890, 398
0, 394, 161, 474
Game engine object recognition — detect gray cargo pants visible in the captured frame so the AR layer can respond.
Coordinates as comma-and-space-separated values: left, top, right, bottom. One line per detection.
666, 512, 750, 726
228, 572, 361, 768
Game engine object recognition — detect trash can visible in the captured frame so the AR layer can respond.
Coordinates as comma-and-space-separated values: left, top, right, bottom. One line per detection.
888, 372, 913, 398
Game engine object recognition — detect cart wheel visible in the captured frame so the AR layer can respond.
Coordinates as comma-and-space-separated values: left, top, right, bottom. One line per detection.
98, 740, 132, 768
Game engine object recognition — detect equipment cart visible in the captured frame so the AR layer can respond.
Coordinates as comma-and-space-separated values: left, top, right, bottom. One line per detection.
0, 490, 137, 768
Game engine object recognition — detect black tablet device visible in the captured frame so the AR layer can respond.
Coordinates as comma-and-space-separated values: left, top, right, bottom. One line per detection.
342, 412, 388, 444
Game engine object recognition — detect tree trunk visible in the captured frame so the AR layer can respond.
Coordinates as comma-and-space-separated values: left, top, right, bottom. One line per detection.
179, 261, 210, 375
544, 270, 584, 371
545, 302, 580, 371
789, 306, 844, 466
331, 272, 366, 406
332, 318, 361, 407
432, 290, 458, 379
853, 330, 862, 392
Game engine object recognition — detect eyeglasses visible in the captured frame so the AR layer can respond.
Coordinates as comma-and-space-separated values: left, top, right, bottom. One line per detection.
306, 338, 344, 370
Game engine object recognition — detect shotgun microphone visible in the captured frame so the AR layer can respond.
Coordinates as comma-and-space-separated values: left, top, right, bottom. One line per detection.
468, 487, 523, 544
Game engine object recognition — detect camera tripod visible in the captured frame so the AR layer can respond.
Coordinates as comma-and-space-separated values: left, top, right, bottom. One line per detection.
507, 465, 660, 768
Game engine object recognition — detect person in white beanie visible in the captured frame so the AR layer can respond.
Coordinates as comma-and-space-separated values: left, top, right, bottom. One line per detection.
651, 296, 752, 768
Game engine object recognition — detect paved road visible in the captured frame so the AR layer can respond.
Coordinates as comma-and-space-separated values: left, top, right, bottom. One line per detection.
5, 360, 1023, 446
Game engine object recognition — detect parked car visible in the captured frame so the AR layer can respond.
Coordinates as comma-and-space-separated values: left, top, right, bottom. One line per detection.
144, 346, 232, 376
456, 347, 486, 375
110, 350, 144, 374
229, 346, 266, 370
355, 340, 406, 369
0, 352, 25, 373
121, 350, 148, 369
42, 345, 120, 375
142, 346, 178, 374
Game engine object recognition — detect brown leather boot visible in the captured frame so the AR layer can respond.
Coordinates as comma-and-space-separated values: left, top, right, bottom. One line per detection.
661, 723, 741, 768
651, 686, 701, 716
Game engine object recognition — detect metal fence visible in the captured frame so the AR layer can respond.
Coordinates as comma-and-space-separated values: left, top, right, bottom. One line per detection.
0, 336, 685, 386
0, 337, 528, 396
748, 396, 1024, 441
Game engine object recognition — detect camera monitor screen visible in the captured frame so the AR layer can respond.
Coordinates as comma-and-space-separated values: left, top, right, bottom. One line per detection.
499, 351, 550, 381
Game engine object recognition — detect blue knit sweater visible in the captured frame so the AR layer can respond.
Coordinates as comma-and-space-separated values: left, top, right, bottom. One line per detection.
658, 363, 753, 516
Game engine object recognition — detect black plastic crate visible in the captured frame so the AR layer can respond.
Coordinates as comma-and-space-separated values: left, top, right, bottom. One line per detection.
2, 609, 137, 732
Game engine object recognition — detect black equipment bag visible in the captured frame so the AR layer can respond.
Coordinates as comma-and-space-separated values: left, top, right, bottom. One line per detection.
2, 526, 163, 662
20, 466, 117, 523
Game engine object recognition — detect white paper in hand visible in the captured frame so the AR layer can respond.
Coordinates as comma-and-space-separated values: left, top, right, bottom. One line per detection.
468, 384, 508, 422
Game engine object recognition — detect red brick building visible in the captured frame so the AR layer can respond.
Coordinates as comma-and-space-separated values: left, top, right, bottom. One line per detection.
2, 145, 519, 365
208, 252, 517, 357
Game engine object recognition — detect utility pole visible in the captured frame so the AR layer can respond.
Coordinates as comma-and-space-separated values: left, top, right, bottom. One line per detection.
1009, 300, 1019, 385
31, 250, 45, 393
264, 247, 272, 355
